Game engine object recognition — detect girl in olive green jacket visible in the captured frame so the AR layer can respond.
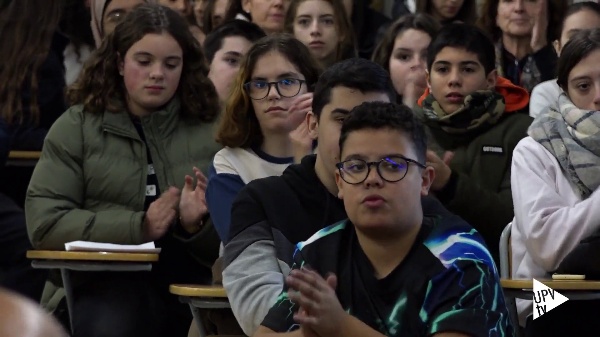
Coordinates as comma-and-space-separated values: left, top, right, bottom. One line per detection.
25, 4, 222, 337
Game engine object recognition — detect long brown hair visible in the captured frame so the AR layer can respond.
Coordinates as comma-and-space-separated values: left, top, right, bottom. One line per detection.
416, 0, 477, 25
284, 0, 356, 64
0, 0, 64, 125
68, 3, 219, 122
215, 34, 321, 148
372, 13, 440, 73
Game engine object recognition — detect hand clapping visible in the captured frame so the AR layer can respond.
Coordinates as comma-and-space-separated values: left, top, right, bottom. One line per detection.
143, 187, 180, 241
286, 268, 346, 337
179, 167, 208, 234
426, 150, 454, 192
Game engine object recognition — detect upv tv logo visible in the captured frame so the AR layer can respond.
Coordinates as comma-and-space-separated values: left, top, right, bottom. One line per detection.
533, 279, 569, 320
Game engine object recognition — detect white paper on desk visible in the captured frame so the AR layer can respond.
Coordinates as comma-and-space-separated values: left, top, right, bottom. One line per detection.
65, 241, 161, 254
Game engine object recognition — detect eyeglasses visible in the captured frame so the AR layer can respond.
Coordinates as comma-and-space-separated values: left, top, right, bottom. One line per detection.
243, 78, 306, 100
335, 156, 426, 185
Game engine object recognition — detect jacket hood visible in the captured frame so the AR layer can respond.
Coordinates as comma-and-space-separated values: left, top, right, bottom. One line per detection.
417, 76, 529, 113
90, 0, 107, 48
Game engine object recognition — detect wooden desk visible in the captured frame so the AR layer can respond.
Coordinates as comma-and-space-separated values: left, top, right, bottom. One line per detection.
28, 250, 159, 334
170, 284, 231, 337
27, 250, 158, 271
502, 279, 600, 290
27, 250, 158, 262
501, 278, 600, 300
6, 151, 41, 167
170, 284, 227, 298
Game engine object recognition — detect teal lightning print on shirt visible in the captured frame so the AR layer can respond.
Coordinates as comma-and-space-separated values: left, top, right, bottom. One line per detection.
261, 219, 513, 337
296, 221, 347, 251
419, 224, 513, 337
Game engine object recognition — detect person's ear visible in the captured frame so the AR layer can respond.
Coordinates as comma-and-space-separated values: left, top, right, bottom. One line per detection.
421, 166, 435, 196
553, 40, 561, 56
486, 69, 497, 90
426, 70, 432, 92
425, 69, 431, 91
242, 0, 252, 14
335, 170, 344, 199
307, 111, 319, 140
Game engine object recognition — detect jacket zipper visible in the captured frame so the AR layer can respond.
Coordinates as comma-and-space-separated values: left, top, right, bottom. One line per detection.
103, 126, 147, 210
145, 120, 175, 192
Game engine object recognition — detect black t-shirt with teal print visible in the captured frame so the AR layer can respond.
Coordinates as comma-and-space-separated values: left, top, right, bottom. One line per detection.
132, 118, 159, 211
261, 217, 514, 337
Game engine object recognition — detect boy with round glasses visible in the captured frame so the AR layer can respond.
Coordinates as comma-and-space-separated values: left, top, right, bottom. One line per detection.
336, 156, 427, 185
254, 101, 513, 337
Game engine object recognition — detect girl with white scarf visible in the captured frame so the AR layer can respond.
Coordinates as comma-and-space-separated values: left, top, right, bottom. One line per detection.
511, 28, 600, 337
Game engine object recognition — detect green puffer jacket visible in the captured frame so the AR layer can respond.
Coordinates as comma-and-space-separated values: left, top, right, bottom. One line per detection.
415, 106, 532, 264
25, 99, 222, 311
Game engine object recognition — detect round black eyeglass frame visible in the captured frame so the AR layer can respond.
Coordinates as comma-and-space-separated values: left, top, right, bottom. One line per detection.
243, 79, 306, 100
335, 156, 427, 185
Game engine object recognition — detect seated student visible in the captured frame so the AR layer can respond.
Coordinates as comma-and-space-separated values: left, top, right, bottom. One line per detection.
222, 58, 395, 336
529, 1, 600, 117
284, 0, 356, 69
414, 23, 532, 264
255, 101, 513, 337
371, 13, 440, 108
203, 20, 266, 106
207, 34, 321, 242
512, 28, 600, 337
477, 0, 566, 93
25, 4, 221, 337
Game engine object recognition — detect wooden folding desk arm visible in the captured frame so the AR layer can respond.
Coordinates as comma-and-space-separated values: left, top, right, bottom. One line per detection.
26, 250, 159, 262
170, 285, 228, 297
501, 279, 600, 300
170, 285, 232, 337
6, 151, 41, 167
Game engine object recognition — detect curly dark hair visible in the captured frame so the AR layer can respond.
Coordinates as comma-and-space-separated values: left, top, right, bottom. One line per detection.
477, 0, 566, 43
68, 3, 219, 122
339, 101, 427, 163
